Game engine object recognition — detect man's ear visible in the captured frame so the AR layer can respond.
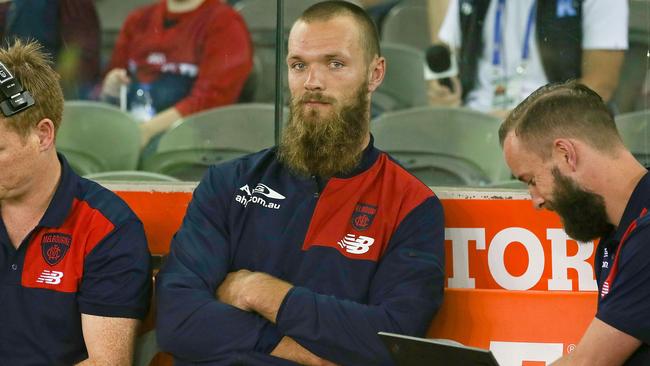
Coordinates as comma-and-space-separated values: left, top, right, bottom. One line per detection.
368, 56, 385, 93
552, 138, 578, 172
34, 118, 55, 152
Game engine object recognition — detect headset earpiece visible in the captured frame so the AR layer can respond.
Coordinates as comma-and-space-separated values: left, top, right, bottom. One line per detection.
0, 61, 34, 117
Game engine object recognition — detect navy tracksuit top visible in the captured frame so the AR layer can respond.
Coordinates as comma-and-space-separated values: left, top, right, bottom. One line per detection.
156, 138, 446, 365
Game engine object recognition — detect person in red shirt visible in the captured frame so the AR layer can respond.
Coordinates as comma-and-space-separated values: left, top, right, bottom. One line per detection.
101, 0, 253, 148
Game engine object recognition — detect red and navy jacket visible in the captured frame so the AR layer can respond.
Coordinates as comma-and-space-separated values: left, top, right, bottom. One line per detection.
0, 154, 152, 365
595, 172, 650, 365
156, 138, 445, 365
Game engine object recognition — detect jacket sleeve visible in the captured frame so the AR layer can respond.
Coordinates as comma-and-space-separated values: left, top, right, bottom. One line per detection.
156, 166, 281, 361
275, 196, 446, 365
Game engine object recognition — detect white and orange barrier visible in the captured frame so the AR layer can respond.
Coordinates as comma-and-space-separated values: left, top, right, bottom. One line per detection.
109, 184, 597, 365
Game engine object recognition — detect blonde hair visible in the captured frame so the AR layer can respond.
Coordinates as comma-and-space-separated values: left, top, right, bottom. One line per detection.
499, 81, 622, 159
299, 1, 381, 63
0, 39, 64, 138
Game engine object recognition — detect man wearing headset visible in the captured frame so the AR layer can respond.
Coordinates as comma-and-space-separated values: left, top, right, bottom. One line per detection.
0, 40, 151, 365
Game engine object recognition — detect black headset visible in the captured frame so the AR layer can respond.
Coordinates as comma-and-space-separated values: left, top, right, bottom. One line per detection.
0, 61, 34, 117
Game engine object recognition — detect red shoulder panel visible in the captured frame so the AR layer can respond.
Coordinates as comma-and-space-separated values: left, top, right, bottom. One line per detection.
302, 153, 433, 261
22, 199, 115, 293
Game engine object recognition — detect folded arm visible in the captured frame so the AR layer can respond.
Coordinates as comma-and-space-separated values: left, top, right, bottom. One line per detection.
156, 169, 282, 361
219, 198, 445, 365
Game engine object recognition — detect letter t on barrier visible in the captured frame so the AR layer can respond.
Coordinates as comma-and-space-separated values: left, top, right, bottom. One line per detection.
445, 228, 486, 288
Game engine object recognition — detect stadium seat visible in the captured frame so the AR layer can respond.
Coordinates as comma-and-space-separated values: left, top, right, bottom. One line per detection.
57, 101, 141, 175
95, 0, 153, 67
85, 171, 180, 182
238, 52, 264, 103
234, 0, 325, 36
142, 104, 284, 181
371, 106, 510, 186
611, 1, 650, 113
615, 110, 650, 167
374, 43, 429, 113
485, 179, 525, 189
133, 329, 159, 366
234, 0, 326, 104
381, 5, 431, 51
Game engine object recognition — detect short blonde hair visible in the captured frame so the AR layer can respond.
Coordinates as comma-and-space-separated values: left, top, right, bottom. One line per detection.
0, 39, 64, 138
499, 81, 622, 160
299, 1, 381, 63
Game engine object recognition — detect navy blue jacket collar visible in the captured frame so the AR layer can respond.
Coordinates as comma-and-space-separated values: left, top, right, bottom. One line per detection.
39, 153, 79, 228
611, 171, 650, 241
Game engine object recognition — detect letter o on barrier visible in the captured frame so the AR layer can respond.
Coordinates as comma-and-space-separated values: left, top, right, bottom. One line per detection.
488, 228, 544, 290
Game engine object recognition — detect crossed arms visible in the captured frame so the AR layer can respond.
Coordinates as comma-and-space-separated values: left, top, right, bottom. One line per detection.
155, 171, 445, 365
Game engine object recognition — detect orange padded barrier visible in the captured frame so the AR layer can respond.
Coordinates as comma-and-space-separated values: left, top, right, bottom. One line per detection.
116, 191, 191, 254
110, 186, 599, 365
428, 288, 596, 363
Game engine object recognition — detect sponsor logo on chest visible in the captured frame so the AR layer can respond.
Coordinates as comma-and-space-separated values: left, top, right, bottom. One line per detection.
235, 183, 285, 210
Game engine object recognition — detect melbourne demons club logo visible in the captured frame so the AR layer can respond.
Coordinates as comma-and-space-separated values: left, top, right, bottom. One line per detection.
41, 232, 72, 266
351, 203, 377, 231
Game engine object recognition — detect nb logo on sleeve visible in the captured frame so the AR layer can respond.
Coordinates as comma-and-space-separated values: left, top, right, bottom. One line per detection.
338, 234, 375, 255
36, 270, 64, 285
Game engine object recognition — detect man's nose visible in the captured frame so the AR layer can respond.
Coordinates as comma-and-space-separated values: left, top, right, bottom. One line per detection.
530, 190, 545, 210
304, 67, 324, 91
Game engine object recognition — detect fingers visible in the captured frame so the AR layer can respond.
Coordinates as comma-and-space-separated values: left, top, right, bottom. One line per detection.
450, 76, 462, 98
102, 68, 131, 97
427, 78, 462, 107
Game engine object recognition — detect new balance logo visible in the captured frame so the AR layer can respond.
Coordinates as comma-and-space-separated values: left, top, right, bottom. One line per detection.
338, 234, 375, 255
36, 270, 64, 285
601, 281, 610, 298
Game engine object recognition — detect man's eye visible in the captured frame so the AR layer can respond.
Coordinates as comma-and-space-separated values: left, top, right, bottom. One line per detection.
329, 61, 343, 68
291, 63, 305, 70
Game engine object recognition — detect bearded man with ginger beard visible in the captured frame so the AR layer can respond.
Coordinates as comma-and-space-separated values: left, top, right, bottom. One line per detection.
156, 1, 445, 365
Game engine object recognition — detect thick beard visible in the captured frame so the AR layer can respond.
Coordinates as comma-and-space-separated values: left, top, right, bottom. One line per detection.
550, 167, 614, 242
278, 83, 369, 178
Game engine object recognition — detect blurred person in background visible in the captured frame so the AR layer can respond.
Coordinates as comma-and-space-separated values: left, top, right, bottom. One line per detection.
428, 0, 628, 118
0, 0, 101, 99
101, 0, 253, 148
